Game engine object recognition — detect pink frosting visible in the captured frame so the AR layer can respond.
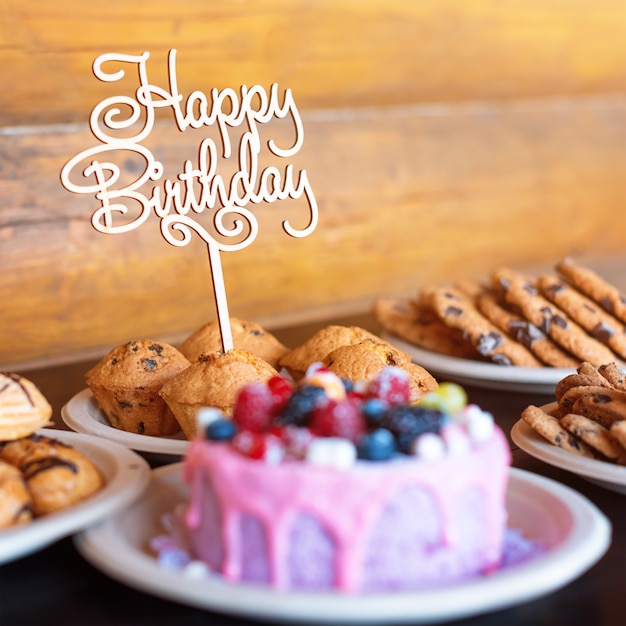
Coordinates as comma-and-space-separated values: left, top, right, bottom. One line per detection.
183, 426, 511, 592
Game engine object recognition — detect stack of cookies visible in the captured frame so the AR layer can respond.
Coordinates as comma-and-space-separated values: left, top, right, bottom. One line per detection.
374, 257, 626, 368
522, 361, 626, 465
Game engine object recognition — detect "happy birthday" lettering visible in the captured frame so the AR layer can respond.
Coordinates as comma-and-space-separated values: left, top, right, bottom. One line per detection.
61, 50, 318, 251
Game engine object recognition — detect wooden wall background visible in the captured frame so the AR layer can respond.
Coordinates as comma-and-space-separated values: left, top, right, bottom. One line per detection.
2, 0, 626, 370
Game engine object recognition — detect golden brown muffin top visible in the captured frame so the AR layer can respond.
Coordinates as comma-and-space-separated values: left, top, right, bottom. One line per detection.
159, 348, 278, 407
85, 339, 191, 391
323, 339, 438, 402
279, 325, 380, 376
178, 317, 289, 368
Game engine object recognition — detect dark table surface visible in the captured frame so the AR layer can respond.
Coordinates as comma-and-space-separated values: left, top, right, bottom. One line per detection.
1, 324, 625, 626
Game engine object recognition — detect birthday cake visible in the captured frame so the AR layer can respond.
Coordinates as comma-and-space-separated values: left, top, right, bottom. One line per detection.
170, 365, 511, 592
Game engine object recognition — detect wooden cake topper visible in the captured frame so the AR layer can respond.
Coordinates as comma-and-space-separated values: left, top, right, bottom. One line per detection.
61, 49, 318, 352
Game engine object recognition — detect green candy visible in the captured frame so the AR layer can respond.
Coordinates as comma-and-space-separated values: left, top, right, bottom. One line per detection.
419, 382, 468, 414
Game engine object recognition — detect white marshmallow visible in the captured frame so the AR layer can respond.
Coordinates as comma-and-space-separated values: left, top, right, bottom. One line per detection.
412, 432, 446, 460
195, 407, 223, 429
306, 437, 356, 469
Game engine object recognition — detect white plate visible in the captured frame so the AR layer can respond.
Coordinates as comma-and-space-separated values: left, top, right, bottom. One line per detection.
62, 389, 189, 457
75, 464, 610, 624
0, 428, 151, 564
511, 405, 626, 495
382, 332, 573, 394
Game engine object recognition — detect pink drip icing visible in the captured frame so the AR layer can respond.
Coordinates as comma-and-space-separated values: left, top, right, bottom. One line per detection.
183, 427, 511, 592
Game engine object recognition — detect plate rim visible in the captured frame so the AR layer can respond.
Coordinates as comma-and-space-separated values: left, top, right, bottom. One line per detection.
0, 428, 151, 564
74, 464, 611, 624
511, 407, 626, 490
62, 388, 189, 456
382, 332, 574, 391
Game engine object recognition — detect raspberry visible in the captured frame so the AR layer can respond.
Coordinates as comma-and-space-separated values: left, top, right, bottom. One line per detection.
267, 376, 293, 414
309, 397, 366, 442
232, 431, 284, 463
232, 383, 274, 433
367, 366, 411, 405
272, 424, 315, 459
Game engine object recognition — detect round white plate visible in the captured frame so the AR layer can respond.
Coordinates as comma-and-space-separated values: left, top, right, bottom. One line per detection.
75, 464, 610, 624
62, 389, 189, 457
383, 332, 573, 394
511, 405, 626, 495
0, 428, 151, 564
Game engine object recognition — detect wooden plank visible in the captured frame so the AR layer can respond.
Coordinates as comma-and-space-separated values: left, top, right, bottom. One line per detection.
3, 1, 626, 125
2, 95, 626, 368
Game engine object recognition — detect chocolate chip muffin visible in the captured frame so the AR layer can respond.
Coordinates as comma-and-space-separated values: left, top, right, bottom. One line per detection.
159, 349, 278, 439
322, 338, 438, 402
85, 340, 191, 436
178, 317, 289, 368
279, 325, 381, 380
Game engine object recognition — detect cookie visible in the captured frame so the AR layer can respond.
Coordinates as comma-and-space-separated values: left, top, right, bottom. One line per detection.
554, 363, 612, 402
372, 298, 478, 359
598, 362, 626, 391
0, 373, 53, 441
538, 274, 626, 359
422, 285, 542, 366
0, 460, 33, 528
493, 268, 617, 367
556, 257, 626, 325
476, 291, 578, 368
555, 384, 613, 417
0, 434, 104, 516
453, 278, 489, 299
521, 405, 596, 457
559, 413, 626, 464
571, 388, 626, 429
609, 421, 626, 452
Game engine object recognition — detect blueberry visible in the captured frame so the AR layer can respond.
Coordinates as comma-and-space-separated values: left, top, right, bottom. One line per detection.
341, 378, 355, 393
275, 385, 326, 427
357, 428, 396, 461
360, 398, 388, 427
205, 418, 237, 441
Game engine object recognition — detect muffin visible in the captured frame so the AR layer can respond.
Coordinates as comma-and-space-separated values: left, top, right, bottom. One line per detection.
178, 317, 289, 368
322, 338, 438, 402
85, 340, 191, 436
159, 349, 278, 439
0, 372, 53, 441
279, 325, 381, 380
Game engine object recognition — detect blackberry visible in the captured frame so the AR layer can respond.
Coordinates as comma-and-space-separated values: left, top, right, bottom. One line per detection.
275, 385, 326, 427
380, 405, 444, 454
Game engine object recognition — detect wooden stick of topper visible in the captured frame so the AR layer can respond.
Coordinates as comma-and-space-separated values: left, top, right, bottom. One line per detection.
61, 49, 318, 352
